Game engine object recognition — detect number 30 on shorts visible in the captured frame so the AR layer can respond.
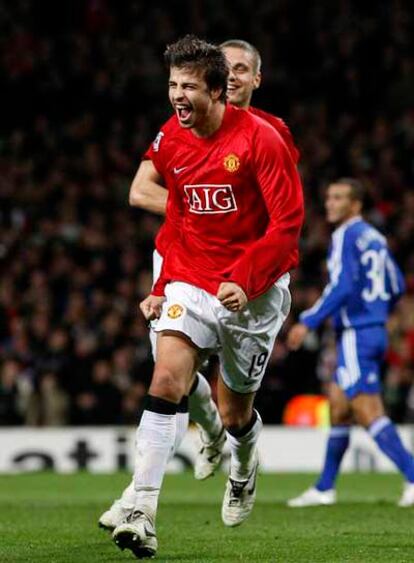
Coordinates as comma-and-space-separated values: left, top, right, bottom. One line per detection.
248, 352, 268, 379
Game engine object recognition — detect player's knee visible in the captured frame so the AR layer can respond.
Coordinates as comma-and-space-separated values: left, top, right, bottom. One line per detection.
351, 395, 385, 428
150, 365, 185, 403
352, 406, 377, 428
330, 404, 352, 426
219, 406, 250, 432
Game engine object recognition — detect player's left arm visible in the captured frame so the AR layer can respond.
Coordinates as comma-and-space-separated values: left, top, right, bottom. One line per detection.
229, 125, 304, 300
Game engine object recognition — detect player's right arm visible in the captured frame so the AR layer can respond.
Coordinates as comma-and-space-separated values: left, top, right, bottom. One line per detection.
129, 159, 167, 215
287, 231, 357, 350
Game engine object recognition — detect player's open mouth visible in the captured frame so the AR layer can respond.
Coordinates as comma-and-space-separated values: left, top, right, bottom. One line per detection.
176, 105, 193, 123
227, 84, 239, 94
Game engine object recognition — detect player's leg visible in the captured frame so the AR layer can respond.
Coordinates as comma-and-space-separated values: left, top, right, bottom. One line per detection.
316, 384, 352, 492
190, 364, 225, 480
217, 376, 261, 527
99, 391, 189, 531
346, 325, 414, 506
151, 250, 222, 467
352, 393, 414, 506
98, 333, 191, 532
99, 252, 201, 529
288, 383, 352, 507
218, 275, 291, 526
113, 282, 218, 555
150, 251, 192, 456
113, 331, 199, 557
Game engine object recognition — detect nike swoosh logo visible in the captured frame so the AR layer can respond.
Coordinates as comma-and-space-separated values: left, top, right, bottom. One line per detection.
173, 166, 187, 174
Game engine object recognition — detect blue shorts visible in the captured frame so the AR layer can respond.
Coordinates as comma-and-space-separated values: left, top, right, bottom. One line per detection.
334, 326, 387, 399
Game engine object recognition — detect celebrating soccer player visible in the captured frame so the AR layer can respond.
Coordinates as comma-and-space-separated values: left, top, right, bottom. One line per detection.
286, 178, 414, 508
110, 35, 303, 558
99, 38, 301, 535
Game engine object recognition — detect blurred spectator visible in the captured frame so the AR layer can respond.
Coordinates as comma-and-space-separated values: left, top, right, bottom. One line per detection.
0, 359, 31, 425
71, 359, 122, 425
26, 371, 69, 426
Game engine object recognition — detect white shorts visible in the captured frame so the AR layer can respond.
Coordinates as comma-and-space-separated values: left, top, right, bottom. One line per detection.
154, 275, 291, 393
148, 250, 163, 359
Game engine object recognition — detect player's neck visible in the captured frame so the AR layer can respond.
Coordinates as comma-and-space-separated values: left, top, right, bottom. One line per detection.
232, 97, 251, 111
337, 213, 362, 228
191, 103, 226, 138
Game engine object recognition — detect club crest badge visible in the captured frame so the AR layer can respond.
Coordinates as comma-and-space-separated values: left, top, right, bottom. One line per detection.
167, 304, 184, 319
223, 153, 240, 173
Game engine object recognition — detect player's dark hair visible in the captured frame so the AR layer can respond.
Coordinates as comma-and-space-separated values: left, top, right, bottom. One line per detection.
220, 39, 262, 74
164, 35, 228, 102
335, 177, 365, 204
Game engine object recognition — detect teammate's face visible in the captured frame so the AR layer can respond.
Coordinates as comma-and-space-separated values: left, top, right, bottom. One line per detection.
223, 46, 261, 109
168, 66, 221, 130
325, 184, 361, 225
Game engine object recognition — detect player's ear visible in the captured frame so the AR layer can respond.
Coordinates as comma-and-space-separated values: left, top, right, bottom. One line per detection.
253, 72, 262, 90
210, 87, 224, 102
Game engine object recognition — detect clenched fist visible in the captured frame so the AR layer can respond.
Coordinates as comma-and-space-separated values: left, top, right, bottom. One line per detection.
217, 282, 248, 312
140, 295, 165, 321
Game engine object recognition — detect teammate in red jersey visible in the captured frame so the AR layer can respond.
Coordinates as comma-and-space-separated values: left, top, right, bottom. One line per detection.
221, 39, 300, 164
112, 36, 304, 558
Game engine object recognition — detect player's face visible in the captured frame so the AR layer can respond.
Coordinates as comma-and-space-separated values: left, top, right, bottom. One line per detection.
223, 46, 261, 109
325, 184, 359, 224
168, 66, 220, 130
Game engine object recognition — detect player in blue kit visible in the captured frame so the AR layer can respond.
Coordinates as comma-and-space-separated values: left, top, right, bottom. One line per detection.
287, 178, 414, 507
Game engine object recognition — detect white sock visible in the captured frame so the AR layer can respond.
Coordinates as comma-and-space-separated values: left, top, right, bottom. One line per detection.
119, 480, 136, 510
189, 373, 222, 441
120, 413, 187, 511
174, 411, 189, 452
120, 409, 187, 511
226, 410, 262, 481
134, 409, 176, 519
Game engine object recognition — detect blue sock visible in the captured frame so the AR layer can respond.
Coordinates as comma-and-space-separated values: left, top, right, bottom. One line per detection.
316, 426, 350, 491
369, 416, 414, 483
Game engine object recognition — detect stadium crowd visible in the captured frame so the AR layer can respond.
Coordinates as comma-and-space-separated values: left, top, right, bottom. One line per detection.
1, 0, 413, 425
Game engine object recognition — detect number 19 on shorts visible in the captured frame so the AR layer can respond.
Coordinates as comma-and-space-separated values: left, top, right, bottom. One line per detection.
248, 352, 269, 379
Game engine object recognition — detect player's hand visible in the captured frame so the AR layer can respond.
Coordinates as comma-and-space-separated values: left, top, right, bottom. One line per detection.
140, 295, 165, 321
287, 323, 309, 350
217, 282, 248, 312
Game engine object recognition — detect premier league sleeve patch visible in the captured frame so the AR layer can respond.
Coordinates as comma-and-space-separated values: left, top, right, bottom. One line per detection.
152, 131, 164, 152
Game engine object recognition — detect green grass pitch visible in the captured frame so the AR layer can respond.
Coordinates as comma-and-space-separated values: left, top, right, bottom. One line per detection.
1, 471, 414, 562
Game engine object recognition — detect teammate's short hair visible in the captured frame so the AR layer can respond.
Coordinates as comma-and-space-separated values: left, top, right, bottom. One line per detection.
164, 35, 228, 102
220, 39, 262, 74
335, 177, 365, 204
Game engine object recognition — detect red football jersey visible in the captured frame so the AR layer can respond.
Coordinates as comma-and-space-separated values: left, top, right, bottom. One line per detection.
249, 106, 300, 164
147, 104, 304, 300
146, 106, 299, 258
